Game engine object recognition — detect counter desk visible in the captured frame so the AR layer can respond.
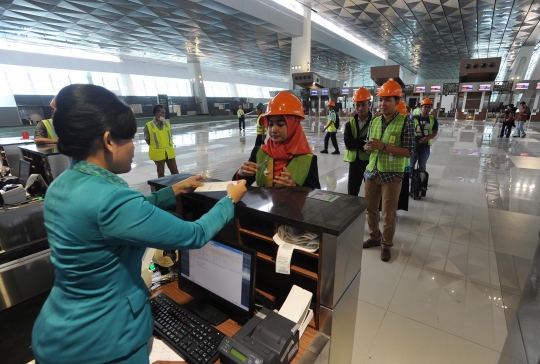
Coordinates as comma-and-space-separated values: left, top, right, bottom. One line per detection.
18, 144, 70, 185
0, 137, 34, 176
148, 175, 368, 364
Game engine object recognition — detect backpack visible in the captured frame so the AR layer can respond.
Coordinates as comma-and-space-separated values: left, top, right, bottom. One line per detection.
333, 112, 340, 129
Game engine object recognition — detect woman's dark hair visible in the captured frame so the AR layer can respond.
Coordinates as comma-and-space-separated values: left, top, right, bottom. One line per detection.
54, 84, 137, 160
153, 104, 164, 116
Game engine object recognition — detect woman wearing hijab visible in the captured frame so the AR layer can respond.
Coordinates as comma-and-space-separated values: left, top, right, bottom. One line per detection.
234, 91, 320, 189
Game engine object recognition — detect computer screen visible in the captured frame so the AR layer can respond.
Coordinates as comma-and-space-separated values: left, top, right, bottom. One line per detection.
18, 159, 31, 187
179, 239, 256, 321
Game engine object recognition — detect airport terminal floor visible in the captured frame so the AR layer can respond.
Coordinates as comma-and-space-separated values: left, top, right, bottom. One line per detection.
117, 115, 536, 363
3, 115, 538, 363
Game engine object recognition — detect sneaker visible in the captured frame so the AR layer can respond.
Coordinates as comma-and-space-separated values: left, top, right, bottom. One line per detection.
363, 237, 381, 249
381, 248, 391, 262
320, 150, 328, 154
522, 134, 527, 138
512, 135, 519, 137
331, 150, 340, 155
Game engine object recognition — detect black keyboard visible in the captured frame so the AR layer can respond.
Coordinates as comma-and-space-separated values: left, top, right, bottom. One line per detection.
150, 292, 224, 364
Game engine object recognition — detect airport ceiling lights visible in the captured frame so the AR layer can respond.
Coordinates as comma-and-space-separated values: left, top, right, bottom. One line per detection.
296, 0, 540, 81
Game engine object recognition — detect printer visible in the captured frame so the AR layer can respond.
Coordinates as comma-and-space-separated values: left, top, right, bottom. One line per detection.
0, 184, 26, 205
218, 307, 299, 364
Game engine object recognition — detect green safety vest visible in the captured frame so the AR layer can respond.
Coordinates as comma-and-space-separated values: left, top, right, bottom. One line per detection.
42, 119, 57, 139
413, 108, 421, 116
327, 110, 337, 132
255, 148, 312, 187
146, 120, 176, 161
366, 113, 407, 173
256, 114, 266, 135
344, 115, 370, 162
237, 109, 244, 118
413, 115, 435, 146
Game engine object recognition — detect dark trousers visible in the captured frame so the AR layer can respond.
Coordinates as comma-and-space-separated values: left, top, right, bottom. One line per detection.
500, 121, 513, 137
348, 158, 369, 196
238, 117, 245, 130
255, 134, 266, 147
154, 158, 179, 178
324, 132, 339, 151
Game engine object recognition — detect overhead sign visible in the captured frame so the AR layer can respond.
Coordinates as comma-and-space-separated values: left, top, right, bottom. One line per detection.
310, 90, 318, 95
536, 82, 540, 89
479, 84, 492, 91
376, 87, 381, 93
341, 89, 350, 95
321, 89, 328, 95
516, 83, 529, 90
461, 84, 473, 91
430, 86, 441, 92
415, 86, 426, 92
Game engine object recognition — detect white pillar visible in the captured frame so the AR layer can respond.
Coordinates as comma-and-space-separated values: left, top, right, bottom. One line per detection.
289, 7, 311, 89
479, 91, 486, 111
533, 92, 540, 110
462, 93, 467, 112
187, 61, 209, 114
120, 74, 135, 96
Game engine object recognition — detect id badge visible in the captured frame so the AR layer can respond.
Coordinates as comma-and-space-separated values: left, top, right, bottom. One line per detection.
389, 136, 396, 144
389, 153, 394, 161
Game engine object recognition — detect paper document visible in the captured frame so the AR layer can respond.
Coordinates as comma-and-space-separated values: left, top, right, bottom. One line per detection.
194, 181, 237, 192
307, 190, 339, 202
278, 285, 313, 325
276, 242, 294, 275
148, 337, 185, 363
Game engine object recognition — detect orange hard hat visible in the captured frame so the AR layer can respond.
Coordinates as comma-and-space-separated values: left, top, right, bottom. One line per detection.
377, 80, 402, 97
396, 101, 408, 115
353, 87, 371, 103
420, 98, 433, 106
265, 91, 305, 119
50, 97, 56, 110
327, 100, 336, 107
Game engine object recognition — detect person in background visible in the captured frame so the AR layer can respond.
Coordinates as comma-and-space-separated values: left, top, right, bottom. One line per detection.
254, 103, 267, 146
320, 100, 340, 155
363, 80, 415, 262
144, 105, 179, 178
237, 104, 245, 131
32, 84, 247, 364
499, 104, 516, 138
234, 91, 320, 189
343, 87, 373, 196
34, 98, 58, 144
514, 101, 530, 138
410, 98, 438, 173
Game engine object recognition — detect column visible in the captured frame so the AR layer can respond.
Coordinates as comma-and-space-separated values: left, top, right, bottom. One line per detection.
120, 74, 136, 96
289, 7, 311, 89
479, 91, 486, 111
462, 93, 467, 112
533, 92, 540, 110
187, 60, 209, 114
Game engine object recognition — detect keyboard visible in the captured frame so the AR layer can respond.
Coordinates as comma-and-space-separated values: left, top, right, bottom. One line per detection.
150, 292, 224, 364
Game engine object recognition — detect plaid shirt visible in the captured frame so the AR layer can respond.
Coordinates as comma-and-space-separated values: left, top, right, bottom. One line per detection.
364, 111, 415, 184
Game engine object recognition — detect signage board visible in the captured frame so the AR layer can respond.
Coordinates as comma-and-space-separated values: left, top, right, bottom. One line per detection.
321, 89, 328, 95
341, 89, 349, 95
536, 82, 540, 89
461, 84, 473, 91
430, 86, 441, 92
415, 86, 426, 92
516, 83, 529, 90
310, 90, 318, 95
479, 84, 492, 91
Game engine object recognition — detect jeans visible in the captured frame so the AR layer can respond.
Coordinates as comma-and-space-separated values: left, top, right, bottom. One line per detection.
515, 121, 526, 136
410, 145, 431, 171
238, 117, 245, 130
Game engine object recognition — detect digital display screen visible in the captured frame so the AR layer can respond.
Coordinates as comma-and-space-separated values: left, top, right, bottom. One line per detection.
376, 87, 381, 93
230, 348, 247, 362
430, 86, 441, 92
479, 84, 492, 91
461, 84, 473, 91
516, 83, 529, 90
321, 89, 328, 95
310, 90, 318, 95
415, 86, 426, 92
353, 88, 358, 93
342, 89, 349, 94
537, 82, 540, 89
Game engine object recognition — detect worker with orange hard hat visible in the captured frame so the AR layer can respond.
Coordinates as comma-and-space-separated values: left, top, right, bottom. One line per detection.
320, 100, 340, 155
362, 80, 415, 262
234, 91, 321, 189
237, 104, 245, 131
34, 97, 59, 144
410, 97, 438, 174
343, 87, 373, 196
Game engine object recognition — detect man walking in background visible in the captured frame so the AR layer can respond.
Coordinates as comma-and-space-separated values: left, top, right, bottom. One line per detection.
320, 100, 340, 155
144, 104, 179, 177
514, 101, 530, 138
237, 105, 245, 131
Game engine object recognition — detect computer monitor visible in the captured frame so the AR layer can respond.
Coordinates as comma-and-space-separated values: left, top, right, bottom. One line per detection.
18, 159, 31, 187
179, 239, 256, 325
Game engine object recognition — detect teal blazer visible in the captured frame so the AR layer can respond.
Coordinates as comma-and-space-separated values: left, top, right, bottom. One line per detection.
32, 162, 234, 363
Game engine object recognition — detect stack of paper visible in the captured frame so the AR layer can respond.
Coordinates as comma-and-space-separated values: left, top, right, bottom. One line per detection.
278, 285, 313, 327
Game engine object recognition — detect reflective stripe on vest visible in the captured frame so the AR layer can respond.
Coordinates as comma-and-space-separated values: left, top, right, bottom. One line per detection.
254, 148, 312, 187
146, 120, 176, 161
413, 115, 435, 146
256, 115, 266, 135
344, 116, 370, 162
366, 114, 407, 173
327, 110, 337, 132
42, 119, 57, 139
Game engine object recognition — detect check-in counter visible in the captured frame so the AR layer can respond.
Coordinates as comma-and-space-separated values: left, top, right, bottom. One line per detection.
0, 137, 34, 176
18, 144, 70, 184
148, 175, 368, 364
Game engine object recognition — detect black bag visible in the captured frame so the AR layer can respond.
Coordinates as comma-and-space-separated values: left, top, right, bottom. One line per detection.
334, 113, 340, 129
410, 170, 429, 200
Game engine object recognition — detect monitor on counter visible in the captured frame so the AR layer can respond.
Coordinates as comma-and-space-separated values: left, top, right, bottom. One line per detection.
321, 89, 328, 95
461, 84, 473, 91
415, 86, 426, 92
516, 83, 529, 90
310, 90, 318, 95
430, 86, 441, 92
479, 84, 492, 91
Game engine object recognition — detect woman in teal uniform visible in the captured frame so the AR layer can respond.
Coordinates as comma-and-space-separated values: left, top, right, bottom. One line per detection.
233, 91, 320, 189
31, 84, 247, 364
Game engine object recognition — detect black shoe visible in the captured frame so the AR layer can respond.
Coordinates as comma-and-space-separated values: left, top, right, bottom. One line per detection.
331, 150, 340, 155
381, 248, 391, 262
320, 150, 328, 154
363, 238, 381, 249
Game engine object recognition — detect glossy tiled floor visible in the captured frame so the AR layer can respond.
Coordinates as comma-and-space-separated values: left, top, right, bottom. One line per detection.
124, 116, 538, 364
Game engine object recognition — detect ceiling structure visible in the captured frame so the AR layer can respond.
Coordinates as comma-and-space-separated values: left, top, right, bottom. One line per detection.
0, 0, 539, 85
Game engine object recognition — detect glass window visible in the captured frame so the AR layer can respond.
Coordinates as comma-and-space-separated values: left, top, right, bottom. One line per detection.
204, 81, 232, 97
68, 70, 89, 85
102, 73, 121, 95
131, 75, 147, 96
49, 69, 71, 93
4, 65, 34, 95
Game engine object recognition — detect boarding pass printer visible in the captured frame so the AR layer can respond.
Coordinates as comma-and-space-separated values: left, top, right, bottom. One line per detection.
218, 307, 299, 364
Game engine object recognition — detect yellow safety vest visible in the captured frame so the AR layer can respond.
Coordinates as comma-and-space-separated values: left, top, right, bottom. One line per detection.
146, 120, 176, 161
42, 119, 57, 139
254, 148, 312, 187
327, 110, 337, 132
366, 114, 407, 173
256, 115, 266, 135
344, 115, 370, 162
413, 115, 435, 146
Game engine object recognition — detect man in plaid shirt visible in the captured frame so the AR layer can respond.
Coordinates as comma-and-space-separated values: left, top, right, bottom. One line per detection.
363, 80, 415, 262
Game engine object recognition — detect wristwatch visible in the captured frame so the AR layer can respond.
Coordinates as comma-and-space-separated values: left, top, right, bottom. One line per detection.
227, 195, 236, 205
383, 143, 387, 151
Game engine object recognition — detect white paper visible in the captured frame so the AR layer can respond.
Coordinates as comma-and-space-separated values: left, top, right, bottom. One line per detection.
24, 174, 48, 190
276, 242, 294, 275
194, 181, 237, 192
148, 337, 184, 363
